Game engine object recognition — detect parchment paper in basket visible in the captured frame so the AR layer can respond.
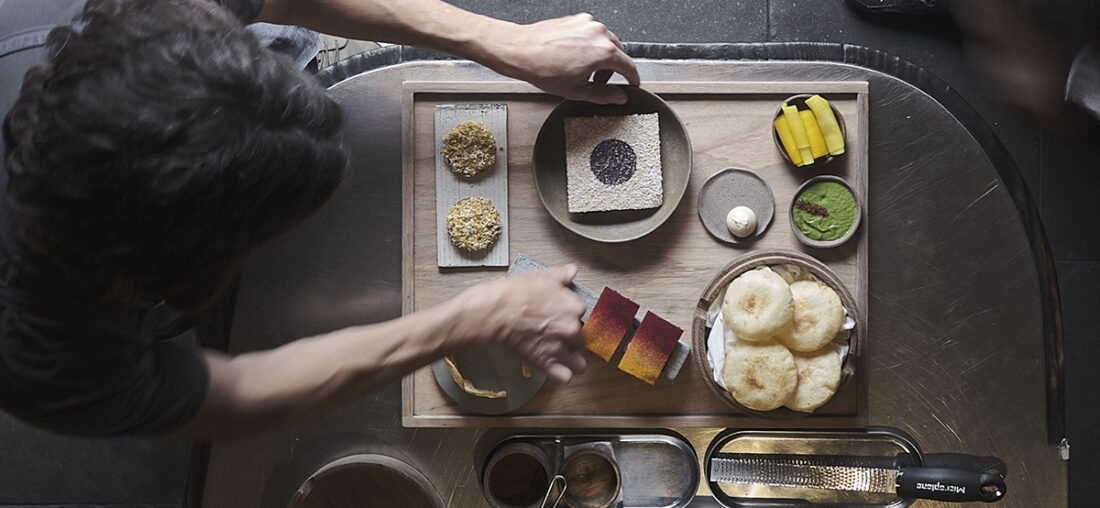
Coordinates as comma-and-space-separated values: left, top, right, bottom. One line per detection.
508, 252, 691, 381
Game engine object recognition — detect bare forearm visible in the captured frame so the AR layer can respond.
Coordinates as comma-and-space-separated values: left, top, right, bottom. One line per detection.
179, 298, 472, 439
259, 0, 512, 69
175, 265, 586, 441
257, 0, 639, 104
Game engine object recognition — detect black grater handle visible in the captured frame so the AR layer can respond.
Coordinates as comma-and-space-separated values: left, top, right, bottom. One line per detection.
922, 453, 1008, 478
896, 463, 1007, 502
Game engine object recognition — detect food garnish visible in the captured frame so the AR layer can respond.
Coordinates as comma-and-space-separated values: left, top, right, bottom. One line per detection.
443, 356, 507, 399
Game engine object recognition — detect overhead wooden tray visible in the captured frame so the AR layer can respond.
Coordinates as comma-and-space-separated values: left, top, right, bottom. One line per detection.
401, 81, 869, 428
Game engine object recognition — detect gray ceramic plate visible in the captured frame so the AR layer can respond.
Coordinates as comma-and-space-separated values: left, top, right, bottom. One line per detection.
697, 167, 775, 244
532, 86, 692, 242
431, 345, 546, 415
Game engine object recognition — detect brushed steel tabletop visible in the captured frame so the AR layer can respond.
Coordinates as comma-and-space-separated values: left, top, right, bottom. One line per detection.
198, 47, 1064, 507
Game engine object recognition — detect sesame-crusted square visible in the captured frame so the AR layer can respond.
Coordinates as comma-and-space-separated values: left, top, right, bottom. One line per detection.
564, 113, 662, 213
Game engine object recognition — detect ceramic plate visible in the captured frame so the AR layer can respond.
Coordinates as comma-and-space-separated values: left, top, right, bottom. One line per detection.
532, 86, 692, 242
697, 167, 775, 244
432, 345, 546, 415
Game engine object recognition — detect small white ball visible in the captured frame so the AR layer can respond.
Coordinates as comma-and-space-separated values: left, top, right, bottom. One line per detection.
726, 206, 757, 238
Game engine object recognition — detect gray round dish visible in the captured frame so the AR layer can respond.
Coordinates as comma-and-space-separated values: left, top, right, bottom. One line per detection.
431, 345, 546, 415
789, 175, 862, 248
697, 167, 775, 245
532, 86, 692, 243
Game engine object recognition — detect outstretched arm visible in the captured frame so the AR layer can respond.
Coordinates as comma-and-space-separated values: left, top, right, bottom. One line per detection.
257, 0, 640, 104
175, 265, 586, 440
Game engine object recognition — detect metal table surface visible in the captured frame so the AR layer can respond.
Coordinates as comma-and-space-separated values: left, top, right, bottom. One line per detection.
196, 44, 1065, 507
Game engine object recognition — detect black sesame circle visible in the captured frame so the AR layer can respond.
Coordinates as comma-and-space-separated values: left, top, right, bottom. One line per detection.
589, 138, 637, 185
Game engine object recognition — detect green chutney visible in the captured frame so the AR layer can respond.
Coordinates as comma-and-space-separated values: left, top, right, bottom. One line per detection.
792, 181, 857, 241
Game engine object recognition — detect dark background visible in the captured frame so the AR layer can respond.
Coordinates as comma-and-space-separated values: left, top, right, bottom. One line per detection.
1, 1, 1095, 507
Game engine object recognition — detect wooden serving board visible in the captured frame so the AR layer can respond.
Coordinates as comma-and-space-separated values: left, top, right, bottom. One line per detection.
402, 81, 869, 428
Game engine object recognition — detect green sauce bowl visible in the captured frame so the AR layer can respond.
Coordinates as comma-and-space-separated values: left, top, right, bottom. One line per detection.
789, 175, 861, 248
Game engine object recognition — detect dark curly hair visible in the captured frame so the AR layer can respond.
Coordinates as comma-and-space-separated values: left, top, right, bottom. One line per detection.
3, 0, 347, 309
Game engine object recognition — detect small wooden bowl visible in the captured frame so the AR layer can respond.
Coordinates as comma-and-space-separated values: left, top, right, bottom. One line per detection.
772, 94, 847, 167
690, 250, 862, 418
789, 175, 862, 249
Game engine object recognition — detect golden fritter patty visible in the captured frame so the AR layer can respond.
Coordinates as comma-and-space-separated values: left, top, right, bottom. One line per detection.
446, 197, 501, 251
442, 120, 497, 177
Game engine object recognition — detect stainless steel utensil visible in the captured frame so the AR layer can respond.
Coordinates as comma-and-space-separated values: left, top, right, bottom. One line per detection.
710, 452, 1006, 503
539, 475, 567, 508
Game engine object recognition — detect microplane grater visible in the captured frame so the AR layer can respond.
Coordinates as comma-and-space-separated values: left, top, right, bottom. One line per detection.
709, 453, 899, 494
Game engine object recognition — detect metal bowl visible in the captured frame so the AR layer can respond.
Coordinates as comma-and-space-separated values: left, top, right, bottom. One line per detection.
532, 86, 692, 242
288, 453, 445, 508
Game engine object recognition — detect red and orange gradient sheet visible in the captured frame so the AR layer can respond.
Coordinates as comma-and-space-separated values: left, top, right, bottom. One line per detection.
619, 311, 683, 385
582, 287, 639, 362
581, 287, 683, 385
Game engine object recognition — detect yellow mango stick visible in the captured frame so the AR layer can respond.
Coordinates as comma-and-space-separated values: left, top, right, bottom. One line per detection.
805, 94, 845, 155
782, 104, 814, 164
800, 109, 828, 159
773, 117, 804, 165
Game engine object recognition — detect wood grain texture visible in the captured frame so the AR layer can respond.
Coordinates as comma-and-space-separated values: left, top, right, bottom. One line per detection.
402, 81, 869, 428
434, 103, 509, 267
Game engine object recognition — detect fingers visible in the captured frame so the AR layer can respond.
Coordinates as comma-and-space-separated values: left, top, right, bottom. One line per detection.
603, 45, 640, 86
546, 263, 579, 286
587, 19, 639, 86
605, 25, 626, 54
560, 348, 587, 375
576, 82, 630, 105
543, 348, 587, 385
550, 314, 585, 348
545, 362, 574, 384
565, 13, 640, 94
513, 12, 639, 104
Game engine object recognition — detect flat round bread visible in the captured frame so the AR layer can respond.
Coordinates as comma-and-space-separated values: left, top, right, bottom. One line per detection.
722, 269, 794, 342
722, 339, 797, 411
776, 280, 843, 352
785, 344, 842, 412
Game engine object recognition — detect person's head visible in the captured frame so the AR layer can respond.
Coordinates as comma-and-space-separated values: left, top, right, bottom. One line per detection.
3, 0, 347, 309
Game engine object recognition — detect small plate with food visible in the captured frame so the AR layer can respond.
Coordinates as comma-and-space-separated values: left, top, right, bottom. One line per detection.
431, 345, 546, 415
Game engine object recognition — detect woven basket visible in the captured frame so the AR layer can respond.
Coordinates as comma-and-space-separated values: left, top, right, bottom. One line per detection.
690, 250, 862, 419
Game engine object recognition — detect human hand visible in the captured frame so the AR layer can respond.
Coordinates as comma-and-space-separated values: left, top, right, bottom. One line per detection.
490, 13, 640, 105
452, 264, 587, 384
